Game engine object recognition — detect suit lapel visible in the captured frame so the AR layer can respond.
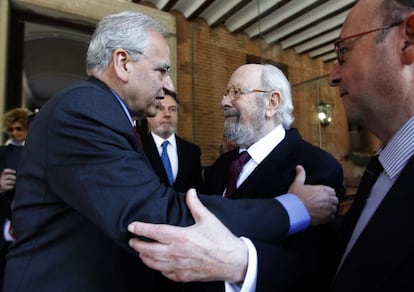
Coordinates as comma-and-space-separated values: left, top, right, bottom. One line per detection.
142, 134, 170, 185
236, 129, 301, 198
334, 155, 414, 290
175, 136, 185, 185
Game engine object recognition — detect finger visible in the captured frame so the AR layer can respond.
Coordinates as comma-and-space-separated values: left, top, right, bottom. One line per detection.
2, 168, 16, 175
294, 165, 306, 185
138, 251, 172, 273
128, 221, 178, 243
185, 188, 213, 223
288, 165, 306, 193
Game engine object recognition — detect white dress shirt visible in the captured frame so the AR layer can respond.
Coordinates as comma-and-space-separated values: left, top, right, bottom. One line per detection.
225, 125, 310, 292
151, 132, 179, 181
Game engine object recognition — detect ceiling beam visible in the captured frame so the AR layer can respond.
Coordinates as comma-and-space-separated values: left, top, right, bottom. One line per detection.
278, 11, 347, 49
294, 28, 340, 53
265, 0, 355, 43
200, 0, 250, 27
244, 0, 321, 38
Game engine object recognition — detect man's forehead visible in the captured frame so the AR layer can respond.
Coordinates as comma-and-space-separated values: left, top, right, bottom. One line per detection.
230, 67, 261, 86
160, 95, 177, 106
341, 0, 381, 36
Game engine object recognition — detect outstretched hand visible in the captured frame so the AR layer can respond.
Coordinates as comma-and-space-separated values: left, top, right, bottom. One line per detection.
288, 165, 338, 225
128, 189, 248, 283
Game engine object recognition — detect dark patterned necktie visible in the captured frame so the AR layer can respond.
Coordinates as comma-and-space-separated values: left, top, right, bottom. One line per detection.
339, 155, 383, 254
225, 151, 250, 197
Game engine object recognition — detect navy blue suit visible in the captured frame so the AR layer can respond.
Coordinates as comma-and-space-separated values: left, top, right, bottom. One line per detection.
142, 133, 202, 291
0, 145, 23, 287
3, 77, 295, 292
190, 129, 344, 292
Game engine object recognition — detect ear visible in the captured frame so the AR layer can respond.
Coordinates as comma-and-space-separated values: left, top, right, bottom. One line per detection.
265, 91, 281, 118
113, 48, 130, 82
401, 13, 414, 64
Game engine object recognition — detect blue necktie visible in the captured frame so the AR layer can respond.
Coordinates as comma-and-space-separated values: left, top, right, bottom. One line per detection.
161, 141, 174, 186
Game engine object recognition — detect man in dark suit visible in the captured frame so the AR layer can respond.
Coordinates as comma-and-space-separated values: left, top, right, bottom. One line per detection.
142, 89, 202, 192
128, 64, 344, 291
142, 90, 202, 291
326, 0, 414, 291
2, 11, 338, 292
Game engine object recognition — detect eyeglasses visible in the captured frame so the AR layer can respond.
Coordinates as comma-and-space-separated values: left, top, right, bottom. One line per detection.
334, 21, 402, 65
222, 87, 274, 101
7, 126, 24, 132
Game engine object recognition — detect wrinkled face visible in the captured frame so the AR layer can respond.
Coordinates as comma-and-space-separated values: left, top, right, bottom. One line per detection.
123, 30, 174, 118
7, 121, 27, 142
221, 65, 267, 147
147, 95, 179, 139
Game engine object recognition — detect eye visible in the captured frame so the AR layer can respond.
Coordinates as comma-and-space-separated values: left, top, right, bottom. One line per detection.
155, 64, 171, 76
168, 107, 177, 113
232, 88, 242, 96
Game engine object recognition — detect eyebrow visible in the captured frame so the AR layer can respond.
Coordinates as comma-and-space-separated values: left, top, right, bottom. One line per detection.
156, 63, 170, 73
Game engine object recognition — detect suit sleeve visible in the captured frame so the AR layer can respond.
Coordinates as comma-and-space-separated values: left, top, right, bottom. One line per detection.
41, 86, 290, 251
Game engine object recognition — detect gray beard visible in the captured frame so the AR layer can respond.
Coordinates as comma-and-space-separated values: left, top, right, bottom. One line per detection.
224, 116, 263, 148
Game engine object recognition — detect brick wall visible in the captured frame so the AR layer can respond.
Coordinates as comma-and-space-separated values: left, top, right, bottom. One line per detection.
172, 12, 381, 197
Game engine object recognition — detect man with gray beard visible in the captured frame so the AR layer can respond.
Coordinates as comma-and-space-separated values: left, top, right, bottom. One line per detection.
128, 63, 344, 291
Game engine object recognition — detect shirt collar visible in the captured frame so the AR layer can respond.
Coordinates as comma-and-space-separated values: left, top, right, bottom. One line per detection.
379, 116, 414, 179
242, 124, 286, 165
111, 89, 134, 127
151, 132, 176, 149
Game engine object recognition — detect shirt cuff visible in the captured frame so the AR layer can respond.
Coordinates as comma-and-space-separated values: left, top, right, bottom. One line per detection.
276, 193, 310, 235
224, 237, 257, 292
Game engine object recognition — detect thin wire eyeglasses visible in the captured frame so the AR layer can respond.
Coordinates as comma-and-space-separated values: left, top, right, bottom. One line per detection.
334, 21, 403, 65
222, 88, 274, 101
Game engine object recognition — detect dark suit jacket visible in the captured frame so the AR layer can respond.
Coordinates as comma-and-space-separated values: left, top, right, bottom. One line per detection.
0, 145, 23, 288
0, 145, 23, 220
2, 77, 294, 292
330, 155, 414, 292
142, 133, 202, 291
142, 133, 202, 192
190, 128, 344, 292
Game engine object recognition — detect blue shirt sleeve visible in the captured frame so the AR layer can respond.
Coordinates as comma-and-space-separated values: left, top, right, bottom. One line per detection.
275, 194, 310, 235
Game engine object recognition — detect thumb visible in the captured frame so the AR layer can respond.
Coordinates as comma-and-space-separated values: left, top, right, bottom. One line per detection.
185, 188, 211, 223
289, 165, 306, 192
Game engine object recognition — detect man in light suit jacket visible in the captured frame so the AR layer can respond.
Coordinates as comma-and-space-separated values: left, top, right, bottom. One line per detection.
142, 89, 202, 192
142, 90, 202, 291
327, 0, 414, 291
129, 64, 344, 291
2, 11, 338, 292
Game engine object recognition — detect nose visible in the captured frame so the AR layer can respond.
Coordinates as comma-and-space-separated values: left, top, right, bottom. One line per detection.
163, 75, 174, 92
221, 94, 233, 108
328, 63, 341, 87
